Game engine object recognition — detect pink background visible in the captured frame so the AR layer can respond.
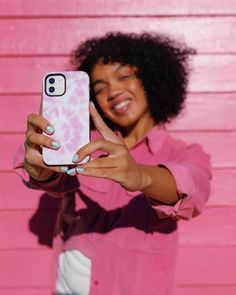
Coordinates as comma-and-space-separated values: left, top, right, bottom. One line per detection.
0, 1, 236, 294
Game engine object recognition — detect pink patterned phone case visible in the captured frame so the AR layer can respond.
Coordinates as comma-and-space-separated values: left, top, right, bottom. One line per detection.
42, 71, 90, 166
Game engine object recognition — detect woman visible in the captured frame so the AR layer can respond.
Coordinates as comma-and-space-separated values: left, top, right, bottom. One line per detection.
14, 32, 211, 295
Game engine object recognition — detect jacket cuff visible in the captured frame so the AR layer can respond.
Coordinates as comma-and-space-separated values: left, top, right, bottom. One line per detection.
13, 145, 78, 197
147, 162, 210, 220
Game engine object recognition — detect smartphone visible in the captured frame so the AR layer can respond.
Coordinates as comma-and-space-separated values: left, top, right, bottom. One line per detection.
42, 71, 90, 166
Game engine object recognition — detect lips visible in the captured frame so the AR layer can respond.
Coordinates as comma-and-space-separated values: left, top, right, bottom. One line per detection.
114, 100, 131, 110
110, 96, 132, 114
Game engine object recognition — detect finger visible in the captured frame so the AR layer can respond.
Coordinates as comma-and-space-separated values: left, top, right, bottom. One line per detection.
89, 102, 122, 144
26, 132, 61, 150
24, 159, 68, 177
25, 149, 69, 174
78, 156, 118, 169
75, 166, 121, 182
27, 113, 55, 135
73, 139, 120, 163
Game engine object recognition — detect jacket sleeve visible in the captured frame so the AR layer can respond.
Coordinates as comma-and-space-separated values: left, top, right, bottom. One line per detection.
13, 145, 79, 198
150, 142, 212, 220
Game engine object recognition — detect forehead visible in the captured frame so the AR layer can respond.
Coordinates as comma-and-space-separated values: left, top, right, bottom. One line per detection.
92, 61, 121, 74
91, 60, 136, 80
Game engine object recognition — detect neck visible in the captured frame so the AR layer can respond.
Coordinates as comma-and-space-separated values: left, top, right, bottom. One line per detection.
121, 113, 155, 149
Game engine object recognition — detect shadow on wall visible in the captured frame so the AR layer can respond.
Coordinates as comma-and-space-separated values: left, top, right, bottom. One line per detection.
28, 190, 178, 249
29, 193, 61, 247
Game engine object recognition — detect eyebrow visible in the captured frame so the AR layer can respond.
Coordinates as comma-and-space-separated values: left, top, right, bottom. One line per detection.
93, 79, 106, 87
93, 64, 128, 86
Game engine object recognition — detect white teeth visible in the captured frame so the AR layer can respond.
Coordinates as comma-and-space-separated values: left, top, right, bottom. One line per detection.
114, 100, 130, 110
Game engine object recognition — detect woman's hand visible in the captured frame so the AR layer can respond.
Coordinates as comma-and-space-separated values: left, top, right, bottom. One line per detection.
24, 113, 68, 181
71, 103, 146, 192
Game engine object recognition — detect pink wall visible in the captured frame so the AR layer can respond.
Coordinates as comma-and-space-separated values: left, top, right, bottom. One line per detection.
0, 1, 236, 294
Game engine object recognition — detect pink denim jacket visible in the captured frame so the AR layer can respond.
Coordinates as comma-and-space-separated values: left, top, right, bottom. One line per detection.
14, 125, 211, 295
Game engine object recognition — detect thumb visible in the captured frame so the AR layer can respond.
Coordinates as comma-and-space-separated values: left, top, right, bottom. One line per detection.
89, 102, 122, 144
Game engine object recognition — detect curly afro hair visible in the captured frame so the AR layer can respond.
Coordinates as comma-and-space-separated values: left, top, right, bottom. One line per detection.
72, 32, 196, 128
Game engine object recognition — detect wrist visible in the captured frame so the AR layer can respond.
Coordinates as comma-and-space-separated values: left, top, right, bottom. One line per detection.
136, 164, 152, 192
30, 172, 59, 183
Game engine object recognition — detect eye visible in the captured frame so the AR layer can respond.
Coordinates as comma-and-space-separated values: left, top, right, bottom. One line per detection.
94, 86, 106, 95
119, 74, 132, 81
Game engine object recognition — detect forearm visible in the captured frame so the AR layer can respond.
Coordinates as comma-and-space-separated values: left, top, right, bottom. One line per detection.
138, 164, 179, 205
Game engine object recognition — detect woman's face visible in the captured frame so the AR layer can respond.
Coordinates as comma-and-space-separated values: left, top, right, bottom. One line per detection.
91, 60, 154, 134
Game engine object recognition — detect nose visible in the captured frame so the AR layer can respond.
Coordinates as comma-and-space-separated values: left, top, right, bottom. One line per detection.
107, 81, 123, 101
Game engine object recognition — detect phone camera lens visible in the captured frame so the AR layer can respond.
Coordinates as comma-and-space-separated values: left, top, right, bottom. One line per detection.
49, 78, 55, 84
49, 86, 55, 93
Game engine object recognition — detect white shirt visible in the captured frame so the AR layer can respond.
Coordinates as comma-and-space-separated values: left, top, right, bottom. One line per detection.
56, 250, 91, 295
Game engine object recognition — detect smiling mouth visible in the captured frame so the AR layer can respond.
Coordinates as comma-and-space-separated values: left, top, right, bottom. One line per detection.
113, 99, 131, 112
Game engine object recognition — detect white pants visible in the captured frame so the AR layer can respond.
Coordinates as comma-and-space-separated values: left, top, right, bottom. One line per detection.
56, 250, 92, 295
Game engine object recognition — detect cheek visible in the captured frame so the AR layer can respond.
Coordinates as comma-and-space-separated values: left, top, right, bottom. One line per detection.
95, 95, 106, 108
129, 80, 146, 96
128, 80, 139, 91
130, 85, 148, 107
95, 96, 111, 117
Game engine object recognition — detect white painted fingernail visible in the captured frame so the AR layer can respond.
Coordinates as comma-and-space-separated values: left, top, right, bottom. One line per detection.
51, 141, 61, 149
67, 168, 76, 175
90, 101, 95, 107
47, 125, 55, 134
60, 167, 68, 172
72, 154, 79, 163
76, 167, 85, 173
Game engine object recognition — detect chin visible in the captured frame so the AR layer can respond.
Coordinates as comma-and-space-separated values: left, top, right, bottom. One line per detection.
115, 118, 138, 129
